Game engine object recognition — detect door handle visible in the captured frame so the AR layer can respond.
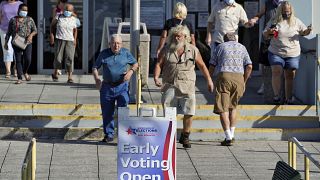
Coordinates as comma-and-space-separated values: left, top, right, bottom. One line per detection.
42, 17, 46, 34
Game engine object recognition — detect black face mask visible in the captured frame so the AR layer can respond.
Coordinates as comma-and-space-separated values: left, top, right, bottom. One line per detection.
282, 13, 291, 19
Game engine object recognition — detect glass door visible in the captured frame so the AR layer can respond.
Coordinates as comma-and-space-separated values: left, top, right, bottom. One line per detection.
37, 0, 86, 74
87, 0, 122, 72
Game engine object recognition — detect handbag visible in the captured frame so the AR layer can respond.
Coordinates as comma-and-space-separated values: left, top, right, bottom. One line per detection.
12, 34, 27, 50
12, 18, 28, 50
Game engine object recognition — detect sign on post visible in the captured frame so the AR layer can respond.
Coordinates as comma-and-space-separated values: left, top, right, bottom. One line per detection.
118, 107, 176, 180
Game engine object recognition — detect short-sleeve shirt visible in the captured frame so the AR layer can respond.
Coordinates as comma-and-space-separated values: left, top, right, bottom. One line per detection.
264, 17, 307, 57
161, 44, 198, 96
55, 15, 77, 41
93, 48, 137, 83
0, 1, 22, 32
207, 2, 248, 43
163, 18, 194, 35
5, 16, 37, 42
209, 41, 252, 74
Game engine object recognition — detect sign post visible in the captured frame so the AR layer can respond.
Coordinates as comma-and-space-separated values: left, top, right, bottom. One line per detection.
118, 107, 176, 180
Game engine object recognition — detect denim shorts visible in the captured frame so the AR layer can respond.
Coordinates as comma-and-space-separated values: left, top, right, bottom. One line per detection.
268, 51, 300, 69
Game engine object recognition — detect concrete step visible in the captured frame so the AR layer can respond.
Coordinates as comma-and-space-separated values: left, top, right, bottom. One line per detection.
0, 114, 318, 129
0, 104, 318, 141
0, 104, 316, 116
188, 128, 320, 141
0, 127, 319, 141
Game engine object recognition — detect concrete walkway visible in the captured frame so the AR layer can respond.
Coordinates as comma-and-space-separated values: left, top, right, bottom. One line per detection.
0, 74, 263, 105
1, 74, 319, 179
1, 140, 320, 180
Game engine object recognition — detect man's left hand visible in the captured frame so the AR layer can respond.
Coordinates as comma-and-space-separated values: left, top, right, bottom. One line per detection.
123, 70, 134, 81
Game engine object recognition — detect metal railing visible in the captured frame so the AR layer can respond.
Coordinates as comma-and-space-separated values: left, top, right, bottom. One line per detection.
288, 137, 320, 180
21, 138, 36, 180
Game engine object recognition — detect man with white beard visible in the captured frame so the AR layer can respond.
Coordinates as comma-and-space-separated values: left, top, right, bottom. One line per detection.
154, 25, 214, 148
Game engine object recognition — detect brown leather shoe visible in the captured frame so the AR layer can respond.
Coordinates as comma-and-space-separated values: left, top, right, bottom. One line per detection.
179, 132, 191, 148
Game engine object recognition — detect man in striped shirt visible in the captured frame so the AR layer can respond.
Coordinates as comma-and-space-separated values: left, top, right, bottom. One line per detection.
209, 33, 252, 146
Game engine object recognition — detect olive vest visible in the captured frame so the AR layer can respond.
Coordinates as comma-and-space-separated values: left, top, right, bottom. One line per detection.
162, 44, 198, 95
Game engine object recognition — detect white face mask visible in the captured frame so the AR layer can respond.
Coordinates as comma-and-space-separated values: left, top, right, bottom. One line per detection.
224, 0, 235, 5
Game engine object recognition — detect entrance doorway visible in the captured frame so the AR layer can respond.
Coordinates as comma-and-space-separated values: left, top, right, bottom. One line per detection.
37, 0, 86, 74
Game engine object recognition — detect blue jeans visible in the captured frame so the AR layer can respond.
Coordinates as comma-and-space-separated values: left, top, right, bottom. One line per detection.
99, 81, 129, 137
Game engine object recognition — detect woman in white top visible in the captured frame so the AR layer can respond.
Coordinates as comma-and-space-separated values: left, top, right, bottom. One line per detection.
263, 1, 311, 104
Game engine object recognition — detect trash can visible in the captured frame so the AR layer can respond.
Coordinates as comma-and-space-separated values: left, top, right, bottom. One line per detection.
117, 22, 150, 86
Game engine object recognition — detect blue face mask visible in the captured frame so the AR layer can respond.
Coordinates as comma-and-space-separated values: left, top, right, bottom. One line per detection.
19, 11, 28, 17
64, 11, 72, 17
224, 0, 235, 5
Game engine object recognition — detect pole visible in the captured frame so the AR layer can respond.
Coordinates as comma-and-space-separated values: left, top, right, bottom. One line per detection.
137, 47, 142, 116
129, 0, 140, 104
305, 155, 310, 180
31, 138, 36, 180
288, 141, 292, 167
316, 34, 320, 123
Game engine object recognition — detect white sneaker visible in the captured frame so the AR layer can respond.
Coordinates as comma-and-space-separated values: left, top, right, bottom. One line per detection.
57, 70, 62, 75
257, 83, 264, 95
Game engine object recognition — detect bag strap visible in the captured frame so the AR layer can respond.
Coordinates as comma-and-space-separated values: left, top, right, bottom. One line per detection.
179, 19, 183, 25
15, 17, 18, 33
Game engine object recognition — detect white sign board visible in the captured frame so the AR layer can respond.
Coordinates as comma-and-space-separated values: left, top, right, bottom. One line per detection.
118, 107, 177, 180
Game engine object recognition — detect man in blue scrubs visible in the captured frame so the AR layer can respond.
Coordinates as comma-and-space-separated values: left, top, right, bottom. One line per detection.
92, 34, 138, 142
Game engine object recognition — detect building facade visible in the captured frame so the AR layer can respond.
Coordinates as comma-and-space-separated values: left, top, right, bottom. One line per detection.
1, 0, 261, 74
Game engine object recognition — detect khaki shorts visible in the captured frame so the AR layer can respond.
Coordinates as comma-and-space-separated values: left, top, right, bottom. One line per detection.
161, 86, 196, 115
214, 72, 244, 114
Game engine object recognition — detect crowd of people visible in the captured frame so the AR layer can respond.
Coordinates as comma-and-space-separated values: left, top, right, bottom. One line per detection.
93, 0, 312, 147
0, 0, 80, 84
0, 1, 312, 147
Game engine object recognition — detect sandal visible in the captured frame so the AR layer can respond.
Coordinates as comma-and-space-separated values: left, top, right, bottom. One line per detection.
67, 79, 74, 83
24, 74, 31, 81
51, 74, 58, 82
15, 79, 22, 84
5, 72, 10, 78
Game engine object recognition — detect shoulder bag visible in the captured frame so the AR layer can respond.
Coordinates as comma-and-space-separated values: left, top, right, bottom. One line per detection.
12, 18, 28, 50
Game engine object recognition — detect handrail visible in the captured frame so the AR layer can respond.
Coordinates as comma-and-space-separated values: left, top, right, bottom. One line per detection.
21, 138, 36, 180
288, 137, 320, 180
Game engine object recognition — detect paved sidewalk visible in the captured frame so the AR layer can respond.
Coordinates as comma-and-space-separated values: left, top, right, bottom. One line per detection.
1, 140, 320, 180
0, 74, 264, 105
1, 74, 319, 180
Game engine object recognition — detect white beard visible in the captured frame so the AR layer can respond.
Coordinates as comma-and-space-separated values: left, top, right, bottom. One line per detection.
169, 41, 185, 52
